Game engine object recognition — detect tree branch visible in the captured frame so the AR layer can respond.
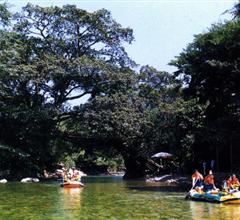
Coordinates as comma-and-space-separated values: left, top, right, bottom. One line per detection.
64, 85, 82, 98
65, 91, 91, 101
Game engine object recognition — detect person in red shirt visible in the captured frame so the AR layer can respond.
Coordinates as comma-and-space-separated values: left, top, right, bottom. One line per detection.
204, 170, 217, 192
191, 169, 203, 190
221, 175, 233, 192
223, 174, 240, 191
231, 174, 240, 189
227, 176, 232, 188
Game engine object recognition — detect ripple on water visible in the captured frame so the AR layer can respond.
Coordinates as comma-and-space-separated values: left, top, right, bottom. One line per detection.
0, 178, 239, 219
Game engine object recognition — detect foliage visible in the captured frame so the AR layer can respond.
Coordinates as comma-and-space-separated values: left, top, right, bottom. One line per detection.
0, 3, 11, 27
0, 3, 135, 177
2, 2, 240, 178
171, 9, 240, 171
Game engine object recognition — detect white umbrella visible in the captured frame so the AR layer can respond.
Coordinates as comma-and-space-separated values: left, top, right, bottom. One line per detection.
151, 152, 173, 159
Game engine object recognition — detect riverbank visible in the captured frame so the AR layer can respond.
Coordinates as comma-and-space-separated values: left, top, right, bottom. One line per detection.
0, 170, 237, 187
146, 174, 191, 189
146, 172, 240, 190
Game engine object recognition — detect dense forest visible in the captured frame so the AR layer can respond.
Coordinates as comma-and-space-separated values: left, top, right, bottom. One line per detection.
0, 2, 240, 179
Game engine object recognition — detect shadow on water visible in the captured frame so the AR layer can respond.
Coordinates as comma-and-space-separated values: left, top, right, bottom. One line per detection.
82, 175, 123, 184
127, 184, 189, 192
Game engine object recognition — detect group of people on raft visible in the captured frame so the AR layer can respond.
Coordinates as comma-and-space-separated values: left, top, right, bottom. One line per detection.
62, 168, 82, 182
191, 169, 240, 193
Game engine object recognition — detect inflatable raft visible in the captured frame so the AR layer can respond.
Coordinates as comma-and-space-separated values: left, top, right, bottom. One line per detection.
187, 189, 240, 204
60, 180, 84, 188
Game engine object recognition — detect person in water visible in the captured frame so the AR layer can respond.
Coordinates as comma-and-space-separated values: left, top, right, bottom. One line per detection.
191, 170, 204, 191
204, 170, 217, 192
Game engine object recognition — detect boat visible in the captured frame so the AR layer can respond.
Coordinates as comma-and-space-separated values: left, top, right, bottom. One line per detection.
187, 189, 240, 204
60, 180, 84, 188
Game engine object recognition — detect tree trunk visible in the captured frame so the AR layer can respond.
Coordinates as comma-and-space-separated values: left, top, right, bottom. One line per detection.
230, 139, 233, 172
216, 145, 219, 172
122, 155, 146, 179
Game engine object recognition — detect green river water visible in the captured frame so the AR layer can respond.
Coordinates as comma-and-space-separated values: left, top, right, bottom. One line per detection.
0, 176, 239, 220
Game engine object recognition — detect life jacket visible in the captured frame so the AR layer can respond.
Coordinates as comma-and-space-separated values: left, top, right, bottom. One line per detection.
204, 174, 214, 185
227, 178, 232, 187
231, 177, 239, 185
64, 175, 68, 182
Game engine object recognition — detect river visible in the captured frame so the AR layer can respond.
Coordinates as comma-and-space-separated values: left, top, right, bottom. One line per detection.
0, 176, 239, 219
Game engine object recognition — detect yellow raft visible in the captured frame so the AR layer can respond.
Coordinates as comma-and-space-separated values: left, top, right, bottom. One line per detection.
187, 189, 240, 204
60, 180, 84, 188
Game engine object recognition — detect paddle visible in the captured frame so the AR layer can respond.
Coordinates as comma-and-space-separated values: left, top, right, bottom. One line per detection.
186, 179, 198, 199
191, 178, 198, 190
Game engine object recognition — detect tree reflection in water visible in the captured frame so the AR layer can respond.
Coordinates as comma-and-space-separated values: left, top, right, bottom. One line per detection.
62, 188, 83, 218
190, 200, 240, 219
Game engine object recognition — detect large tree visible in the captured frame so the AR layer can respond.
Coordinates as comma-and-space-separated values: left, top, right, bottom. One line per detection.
0, 3, 207, 178
70, 65, 182, 178
0, 3, 136, 177
171, 6, 240, 171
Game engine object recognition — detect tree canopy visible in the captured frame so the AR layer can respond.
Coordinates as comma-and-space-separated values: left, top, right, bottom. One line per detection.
1, 2, 240, 179
0, 3, 138, 177
171, 5, 240, 171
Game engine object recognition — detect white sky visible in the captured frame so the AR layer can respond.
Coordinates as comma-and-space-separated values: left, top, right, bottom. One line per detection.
7, 0, 237, 73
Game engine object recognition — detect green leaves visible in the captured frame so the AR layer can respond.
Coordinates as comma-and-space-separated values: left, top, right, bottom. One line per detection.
172, 20, 240, 120
0, 3, 137, 176
3, 2, 234, 177
171, 9, 240, 171
14, 4, 134, 67
0, 3, 11, 27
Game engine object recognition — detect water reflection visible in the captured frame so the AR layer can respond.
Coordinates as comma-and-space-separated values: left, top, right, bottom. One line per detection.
61, 188, 82, 218
2, 179, 240, 219
190, 201, 210, 219
190, 200, 240, 220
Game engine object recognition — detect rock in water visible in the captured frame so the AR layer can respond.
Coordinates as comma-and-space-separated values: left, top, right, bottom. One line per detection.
21, 177, 39, 183
0, 179, 7, 183
32, 178, 39, 182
